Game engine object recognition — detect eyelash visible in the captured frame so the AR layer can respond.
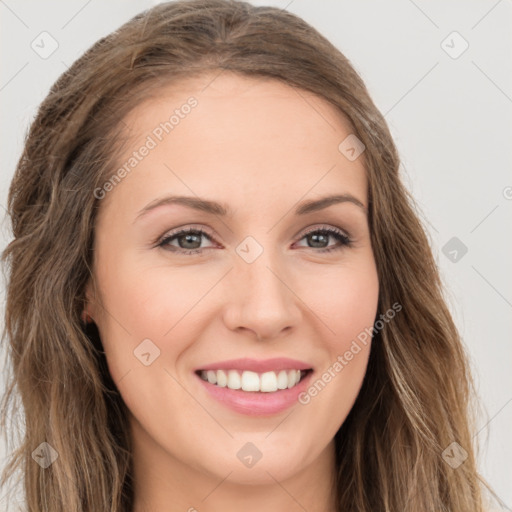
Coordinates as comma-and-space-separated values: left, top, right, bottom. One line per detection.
156, 225, 352, 255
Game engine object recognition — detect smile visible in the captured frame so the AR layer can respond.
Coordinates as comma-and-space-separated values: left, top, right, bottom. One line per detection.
197, 369, 309, 393
194, 358, 314, 416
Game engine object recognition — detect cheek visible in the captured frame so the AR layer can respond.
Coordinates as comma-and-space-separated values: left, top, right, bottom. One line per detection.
297, 267, 378, 430
296, 257, 378, 404
93, 254, 221, 378
304, 258, 380, 349
337, 269, 379, 345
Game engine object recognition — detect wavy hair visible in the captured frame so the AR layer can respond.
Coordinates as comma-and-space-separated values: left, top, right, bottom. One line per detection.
0, 0, 498, 510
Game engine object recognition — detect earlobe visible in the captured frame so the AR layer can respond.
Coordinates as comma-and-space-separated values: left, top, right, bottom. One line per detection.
82, 280, 96, 324
81, 310, 93, 324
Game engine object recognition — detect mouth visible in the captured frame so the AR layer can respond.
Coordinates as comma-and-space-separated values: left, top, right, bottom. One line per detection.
193, 358, 314, 416
195, 368, 311, 392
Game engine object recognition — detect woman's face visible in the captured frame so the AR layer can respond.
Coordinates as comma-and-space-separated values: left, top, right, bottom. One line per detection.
86, 72, 379, 499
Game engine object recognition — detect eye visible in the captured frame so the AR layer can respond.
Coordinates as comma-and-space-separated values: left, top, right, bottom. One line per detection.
157, 227, 216, 255
156, 225, 352, 255
294, 226, 352, 253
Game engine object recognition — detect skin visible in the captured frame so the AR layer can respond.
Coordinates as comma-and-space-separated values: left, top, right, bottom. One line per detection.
85, 72, 379, 512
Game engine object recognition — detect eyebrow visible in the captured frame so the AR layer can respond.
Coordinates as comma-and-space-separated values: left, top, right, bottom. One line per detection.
134, 193, 367, 222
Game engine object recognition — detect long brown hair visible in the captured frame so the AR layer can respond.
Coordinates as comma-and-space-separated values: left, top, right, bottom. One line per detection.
0, 0, 498, 510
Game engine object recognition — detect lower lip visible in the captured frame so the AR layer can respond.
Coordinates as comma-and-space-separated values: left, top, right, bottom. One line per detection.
195, 371, 313, 416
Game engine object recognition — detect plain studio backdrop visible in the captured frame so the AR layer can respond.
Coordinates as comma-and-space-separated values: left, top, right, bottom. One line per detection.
0, 0, 511, 509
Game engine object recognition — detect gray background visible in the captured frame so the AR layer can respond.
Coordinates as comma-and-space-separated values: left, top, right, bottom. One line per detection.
1, 0, 511, 509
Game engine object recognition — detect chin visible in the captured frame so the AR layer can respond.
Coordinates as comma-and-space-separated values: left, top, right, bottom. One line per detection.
196, 438, 313, 486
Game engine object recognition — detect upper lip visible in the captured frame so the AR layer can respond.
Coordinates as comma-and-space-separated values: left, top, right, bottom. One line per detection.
195, 357, 313, 373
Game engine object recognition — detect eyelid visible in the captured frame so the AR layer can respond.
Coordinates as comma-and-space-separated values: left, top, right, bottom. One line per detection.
153, 223, 217, 246
298, 223, 351, 240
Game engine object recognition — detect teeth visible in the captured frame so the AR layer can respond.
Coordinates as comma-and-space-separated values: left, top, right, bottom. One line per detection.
276, 370, 288, 390
199, 369, 306, 392
227, 370, 241, 390
287, 370, 301, 389
287, 370, 296, 388
260, 371, 278, 392
241, 371, 260, 391
216, 369, 227, 387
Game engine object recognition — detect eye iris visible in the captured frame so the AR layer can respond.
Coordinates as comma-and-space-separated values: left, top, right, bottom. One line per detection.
308, 232, 329, 248
180, 232, 201, 249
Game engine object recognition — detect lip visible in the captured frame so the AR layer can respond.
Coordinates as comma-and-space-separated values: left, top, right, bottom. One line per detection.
194, 368, 314, 416
195, 357, 313, 373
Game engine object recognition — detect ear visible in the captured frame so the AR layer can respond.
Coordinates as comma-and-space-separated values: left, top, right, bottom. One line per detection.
81, 278, 97, 323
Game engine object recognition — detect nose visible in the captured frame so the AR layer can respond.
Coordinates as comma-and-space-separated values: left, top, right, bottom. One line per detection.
222, 247, 303, 341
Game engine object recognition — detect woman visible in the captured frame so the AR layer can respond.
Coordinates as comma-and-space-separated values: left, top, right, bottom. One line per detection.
0, 0, 499, 510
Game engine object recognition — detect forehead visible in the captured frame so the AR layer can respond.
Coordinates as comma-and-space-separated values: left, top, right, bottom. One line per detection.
99, 72, 367, 219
